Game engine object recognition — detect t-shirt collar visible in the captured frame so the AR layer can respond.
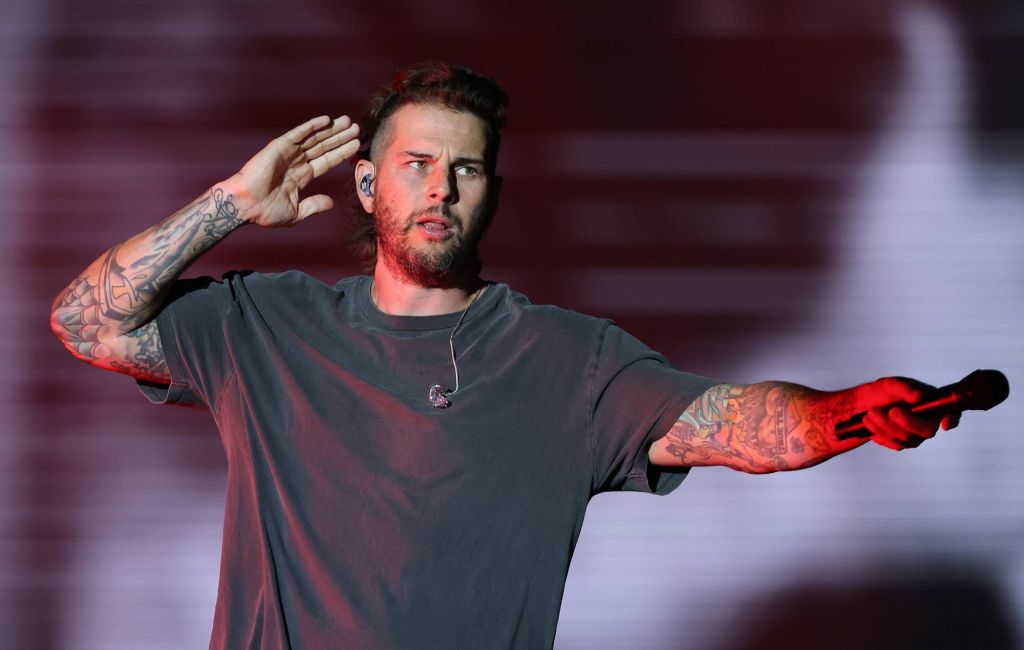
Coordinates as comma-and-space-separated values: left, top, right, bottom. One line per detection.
352, 275, 500, 332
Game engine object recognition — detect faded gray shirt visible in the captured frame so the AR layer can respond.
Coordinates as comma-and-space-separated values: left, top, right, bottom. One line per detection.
138, 271, 716, 650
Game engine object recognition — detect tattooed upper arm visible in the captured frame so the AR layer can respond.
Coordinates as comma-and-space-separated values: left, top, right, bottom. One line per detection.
57, 318, 172, 385
100, 320, 172, 384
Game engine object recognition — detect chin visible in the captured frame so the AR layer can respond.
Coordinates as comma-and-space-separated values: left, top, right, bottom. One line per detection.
391, 248, 480, 288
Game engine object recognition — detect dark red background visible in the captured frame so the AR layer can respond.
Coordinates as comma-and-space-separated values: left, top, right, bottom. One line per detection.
5, 1, 1023, 648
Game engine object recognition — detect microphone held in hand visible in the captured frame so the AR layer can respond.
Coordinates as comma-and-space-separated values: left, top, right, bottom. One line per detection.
834, 369, 1009, 440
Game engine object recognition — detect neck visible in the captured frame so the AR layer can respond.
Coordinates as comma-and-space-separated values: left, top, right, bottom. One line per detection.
371, 261, 483, 316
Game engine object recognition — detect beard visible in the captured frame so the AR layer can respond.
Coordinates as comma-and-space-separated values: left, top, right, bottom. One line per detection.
374, 199, 489, 288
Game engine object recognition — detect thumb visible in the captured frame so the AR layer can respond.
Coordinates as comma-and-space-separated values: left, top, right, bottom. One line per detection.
297, 194, 335, 220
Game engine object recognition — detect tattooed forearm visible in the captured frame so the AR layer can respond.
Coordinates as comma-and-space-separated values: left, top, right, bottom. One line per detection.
658, 382, 864, 473
50, 187, 243, 379
92, 189, 242, 328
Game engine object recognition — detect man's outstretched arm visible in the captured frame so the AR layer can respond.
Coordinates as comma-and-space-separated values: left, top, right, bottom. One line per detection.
49, 115, 360, 384
648, 378, 960, 474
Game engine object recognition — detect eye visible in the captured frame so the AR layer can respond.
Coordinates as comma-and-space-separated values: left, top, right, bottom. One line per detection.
456, 166, 480, 177
409, 160, 428, 170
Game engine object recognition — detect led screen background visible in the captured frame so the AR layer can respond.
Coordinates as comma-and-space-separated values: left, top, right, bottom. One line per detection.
3, 1, 1022, 648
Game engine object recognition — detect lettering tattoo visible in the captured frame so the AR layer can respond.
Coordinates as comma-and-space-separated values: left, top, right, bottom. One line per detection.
51, 189, 242, 382
662, 382, 859, 473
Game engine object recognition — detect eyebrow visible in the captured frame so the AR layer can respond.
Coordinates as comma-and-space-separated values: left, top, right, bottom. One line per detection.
399, 150, 485, 166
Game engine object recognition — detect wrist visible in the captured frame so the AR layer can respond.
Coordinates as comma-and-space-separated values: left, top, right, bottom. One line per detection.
810, 388, 867, 452
213, 174, 257, 226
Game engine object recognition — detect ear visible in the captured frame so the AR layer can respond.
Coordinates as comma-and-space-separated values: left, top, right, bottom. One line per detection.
354, 159, 376, 213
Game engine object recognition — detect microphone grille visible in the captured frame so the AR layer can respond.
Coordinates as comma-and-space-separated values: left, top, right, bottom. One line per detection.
963, 369, 1010, 411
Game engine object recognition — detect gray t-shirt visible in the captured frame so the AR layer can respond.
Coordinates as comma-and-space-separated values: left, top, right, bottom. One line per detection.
138, 271, 716, 649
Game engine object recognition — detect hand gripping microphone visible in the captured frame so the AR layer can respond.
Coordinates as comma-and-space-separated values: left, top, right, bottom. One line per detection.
834, 369, 1009, 440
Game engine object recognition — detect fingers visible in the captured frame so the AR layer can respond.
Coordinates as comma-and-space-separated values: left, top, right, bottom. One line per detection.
297, 194, 335, 220
310, 136, 362, 179
865, 406, 939, 451
870, 376, 932, 405
284, 115, 362, 180
941, 412, 961, 430
274, 116, 360, 194
300, 115, 353, 150
305, 121, 360, 160
283, 116, 360, 176
851, 376, 965, 452
284, 115, 334, 145
889, 405, 940, 436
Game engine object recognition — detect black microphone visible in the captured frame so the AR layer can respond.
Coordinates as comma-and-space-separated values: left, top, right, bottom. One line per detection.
834, 369, 1009, 441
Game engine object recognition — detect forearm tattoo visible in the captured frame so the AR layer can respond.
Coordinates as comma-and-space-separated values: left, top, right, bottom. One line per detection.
663, 382, 858, 473
51, 189, 241, 379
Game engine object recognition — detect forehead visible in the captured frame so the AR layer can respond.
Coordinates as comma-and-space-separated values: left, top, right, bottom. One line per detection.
380, 103, 488, 158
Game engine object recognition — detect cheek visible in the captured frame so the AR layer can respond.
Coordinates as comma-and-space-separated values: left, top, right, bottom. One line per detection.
377, 180, 414, 214
393, 172, 425, 195
459, 181, 488, 206
378, 171, 409, 195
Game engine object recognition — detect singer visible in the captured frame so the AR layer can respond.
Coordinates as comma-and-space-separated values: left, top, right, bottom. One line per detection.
49, 63, 967, 649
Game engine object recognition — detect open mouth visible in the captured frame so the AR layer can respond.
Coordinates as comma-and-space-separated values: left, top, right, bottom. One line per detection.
415, 215, 454, 240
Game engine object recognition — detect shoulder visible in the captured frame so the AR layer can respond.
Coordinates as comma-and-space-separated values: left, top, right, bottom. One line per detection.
489, 282, 612, 347
165, 271, 361, 324
222, 269, 336, 291
496, 285, 674, 368
215, 269, 358, 302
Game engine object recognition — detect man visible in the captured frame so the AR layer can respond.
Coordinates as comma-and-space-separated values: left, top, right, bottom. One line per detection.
50, 63, 957, 649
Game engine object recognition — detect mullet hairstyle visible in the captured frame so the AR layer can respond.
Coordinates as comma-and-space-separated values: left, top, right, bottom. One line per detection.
347, 62, 509, 271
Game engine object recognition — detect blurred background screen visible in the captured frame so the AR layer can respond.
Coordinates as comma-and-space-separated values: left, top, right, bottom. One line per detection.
3, 0, 1022, 648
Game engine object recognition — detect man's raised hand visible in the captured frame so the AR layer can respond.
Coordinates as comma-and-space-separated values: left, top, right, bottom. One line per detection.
228, 115, 361, 227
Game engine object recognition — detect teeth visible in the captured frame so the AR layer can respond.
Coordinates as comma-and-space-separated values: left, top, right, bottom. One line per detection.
422, 222, 444, 231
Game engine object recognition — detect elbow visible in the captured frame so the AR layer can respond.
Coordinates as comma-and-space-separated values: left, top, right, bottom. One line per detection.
49, 307, 72, 350
49, 301, 97, 363
49, 309, 67, 342
49, 288, 73, 340
50, 318, 83, 361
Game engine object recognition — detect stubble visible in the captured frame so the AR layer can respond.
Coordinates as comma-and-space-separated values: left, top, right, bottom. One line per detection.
375, 200, 487, 287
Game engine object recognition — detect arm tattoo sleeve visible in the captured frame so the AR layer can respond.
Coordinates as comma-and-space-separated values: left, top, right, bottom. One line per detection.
95, 189, 240, 327
51, 188, 241, 381
662, 382, 859, 473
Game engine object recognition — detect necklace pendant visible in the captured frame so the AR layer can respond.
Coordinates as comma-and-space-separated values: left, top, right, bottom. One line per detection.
429, 384, 452, 409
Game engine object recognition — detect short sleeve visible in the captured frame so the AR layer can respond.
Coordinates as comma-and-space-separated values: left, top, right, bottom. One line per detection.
135, 273, 245, 409
590, 323, 717, 496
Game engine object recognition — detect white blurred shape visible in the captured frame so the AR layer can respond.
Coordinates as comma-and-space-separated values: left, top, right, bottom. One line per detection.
558, 2, 1024, 648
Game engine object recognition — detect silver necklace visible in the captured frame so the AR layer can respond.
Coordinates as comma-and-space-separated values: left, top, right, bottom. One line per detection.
428, 287, 482, 409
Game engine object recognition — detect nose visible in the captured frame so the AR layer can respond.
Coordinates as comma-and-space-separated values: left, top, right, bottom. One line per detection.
427, 166, 458, 204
